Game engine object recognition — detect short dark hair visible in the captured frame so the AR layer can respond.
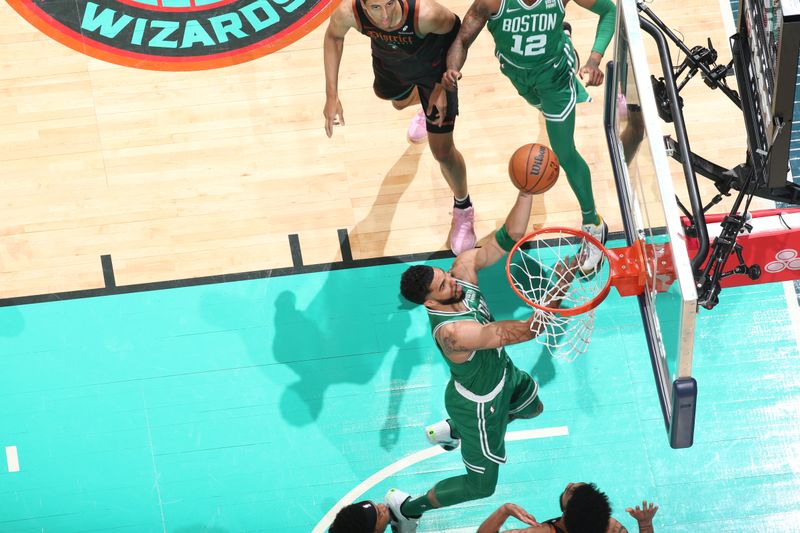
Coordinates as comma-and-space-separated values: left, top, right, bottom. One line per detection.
400, 265, 434, 305
329, 501, 377, 533
563, 483, 611, 533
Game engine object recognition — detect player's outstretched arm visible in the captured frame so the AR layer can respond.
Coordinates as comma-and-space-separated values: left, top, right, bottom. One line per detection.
443, 0, 497, 90
450, 191, 532, 283
435, 318, 541, 362
573, 0, 616, 87
322, 3, 355, 137
437, 260, 577, 360
477, 503, 543, 533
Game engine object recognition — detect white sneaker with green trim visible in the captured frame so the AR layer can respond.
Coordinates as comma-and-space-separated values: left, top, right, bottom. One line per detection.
385, 488, 419, 533
425, 419, 460, 451
579, 216, 608, 274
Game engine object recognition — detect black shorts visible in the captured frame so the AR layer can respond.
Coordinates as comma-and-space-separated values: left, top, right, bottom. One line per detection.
371, 58, 458, 135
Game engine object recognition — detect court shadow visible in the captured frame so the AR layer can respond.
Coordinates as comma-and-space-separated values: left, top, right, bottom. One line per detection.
346, 145, 440, 450
272, 289, 374, 426
273, 146, 431, 442
378, 293, 427, 451
348, 143, 425, 258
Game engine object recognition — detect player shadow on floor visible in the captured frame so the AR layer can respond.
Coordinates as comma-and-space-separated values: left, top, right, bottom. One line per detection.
272, 145, 438, 450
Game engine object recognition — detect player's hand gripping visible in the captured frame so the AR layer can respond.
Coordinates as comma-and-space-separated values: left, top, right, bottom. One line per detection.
323, 96, 345, 138
579, 52, 604, 87
442, 69, 462, 91
547, 256, 579, 306
426, 83, 448, 127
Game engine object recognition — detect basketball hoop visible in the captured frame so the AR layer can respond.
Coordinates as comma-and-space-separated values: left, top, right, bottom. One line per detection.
505, 227, 653, 361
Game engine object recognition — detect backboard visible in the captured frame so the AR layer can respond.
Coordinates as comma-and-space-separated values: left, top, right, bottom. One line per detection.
604, 0, 699, 448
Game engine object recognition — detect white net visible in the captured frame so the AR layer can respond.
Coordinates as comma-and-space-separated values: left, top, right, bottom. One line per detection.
508, 229, 611, 361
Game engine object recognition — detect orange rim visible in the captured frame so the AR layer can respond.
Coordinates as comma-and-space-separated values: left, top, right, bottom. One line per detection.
505, 226, 613, 317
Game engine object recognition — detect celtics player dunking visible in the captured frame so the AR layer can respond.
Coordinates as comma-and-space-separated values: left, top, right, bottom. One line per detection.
385, 190, 576, 532
444, 0, 616, 274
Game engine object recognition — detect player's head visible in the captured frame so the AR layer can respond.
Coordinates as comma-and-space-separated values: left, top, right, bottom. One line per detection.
560, 482, 611, 533
360, 0, 400, 29
401, 266, 465, 306
329, 500, 391, 533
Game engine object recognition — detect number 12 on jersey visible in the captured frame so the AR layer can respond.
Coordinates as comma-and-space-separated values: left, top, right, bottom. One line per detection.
510, 34, 546, 56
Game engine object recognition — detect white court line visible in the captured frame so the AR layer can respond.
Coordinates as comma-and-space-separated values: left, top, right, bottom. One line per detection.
6, 446, 20, 473
312, 426, 569, 533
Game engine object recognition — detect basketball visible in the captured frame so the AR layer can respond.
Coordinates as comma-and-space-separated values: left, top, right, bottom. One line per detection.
508, 143, 560, 194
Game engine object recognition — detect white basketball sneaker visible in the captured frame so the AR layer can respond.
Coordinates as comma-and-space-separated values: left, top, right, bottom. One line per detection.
579, 216, 609, 275
385, 488, 419, 533
425, 419, 460, 451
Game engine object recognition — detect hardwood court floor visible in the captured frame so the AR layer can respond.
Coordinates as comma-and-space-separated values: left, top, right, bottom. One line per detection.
0, 0, 771, 301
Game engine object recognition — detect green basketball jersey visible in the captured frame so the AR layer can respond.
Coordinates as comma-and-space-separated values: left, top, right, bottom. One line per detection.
486, 0, 567, 69
427, 280, 510, 396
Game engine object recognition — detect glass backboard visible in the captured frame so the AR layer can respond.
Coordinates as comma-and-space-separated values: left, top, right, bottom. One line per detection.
604, 0, 699, 448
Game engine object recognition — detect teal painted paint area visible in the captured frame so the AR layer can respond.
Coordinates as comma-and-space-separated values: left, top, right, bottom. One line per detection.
0, 256, 799, 533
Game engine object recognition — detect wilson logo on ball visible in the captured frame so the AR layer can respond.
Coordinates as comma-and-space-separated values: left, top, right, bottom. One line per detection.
509, 143, 560, 195
8, 0, 337, 70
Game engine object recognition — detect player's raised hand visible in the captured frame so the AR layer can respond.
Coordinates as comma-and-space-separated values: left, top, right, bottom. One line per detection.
626, 501, 659, 523
323, 96, 345, 138
442, 69, 462, 91
427, 83, 447, 127
502, 503, 539, 526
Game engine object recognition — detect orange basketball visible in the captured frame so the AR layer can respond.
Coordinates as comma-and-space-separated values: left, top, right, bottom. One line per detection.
508, 143, 560, 194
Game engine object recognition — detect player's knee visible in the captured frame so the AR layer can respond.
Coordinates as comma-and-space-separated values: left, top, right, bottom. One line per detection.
469, 481, 496, 500
465, 477, 497, 500
510, 397, 544, 420
429, 141, 455, 162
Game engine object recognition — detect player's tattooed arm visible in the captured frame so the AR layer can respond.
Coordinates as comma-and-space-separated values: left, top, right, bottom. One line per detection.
443, 0, 497, 89
437, 320, 539, 363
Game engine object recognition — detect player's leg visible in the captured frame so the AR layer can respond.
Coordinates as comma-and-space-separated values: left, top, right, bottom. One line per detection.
390, 87, 421, 110
398, 459, 500, 517
426, 133, 467, 199
544, 111, 598, 226
386, 418, 499, 532
545, 112, 608, 272
537, 53, 608, 273
507, 365, 543, 421
418, 81, 475, 254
